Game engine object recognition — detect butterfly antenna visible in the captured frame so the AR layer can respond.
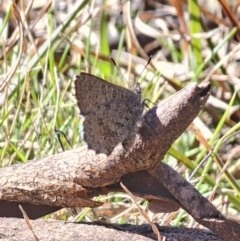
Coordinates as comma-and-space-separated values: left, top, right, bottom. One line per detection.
110, 56, 152, 88
110, 57, 131, 88
135, 55, 152, 85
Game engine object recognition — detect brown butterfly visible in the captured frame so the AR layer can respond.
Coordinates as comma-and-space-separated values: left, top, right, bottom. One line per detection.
74, 73, 143, 155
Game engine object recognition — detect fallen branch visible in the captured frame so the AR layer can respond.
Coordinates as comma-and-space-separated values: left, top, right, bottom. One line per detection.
0, 82, 211, 207
2, 82, 238, 241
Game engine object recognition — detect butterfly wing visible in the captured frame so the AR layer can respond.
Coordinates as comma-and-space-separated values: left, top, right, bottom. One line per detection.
74, 73, 139, 114
83, 97, 143, 155
74, 73, 143, 155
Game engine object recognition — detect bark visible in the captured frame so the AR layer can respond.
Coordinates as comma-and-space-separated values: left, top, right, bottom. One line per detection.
149, 163, 239, 241
0, 218, 225, 241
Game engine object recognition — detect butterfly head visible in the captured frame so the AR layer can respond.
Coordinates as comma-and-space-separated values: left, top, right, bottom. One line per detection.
133, 83, 141, 97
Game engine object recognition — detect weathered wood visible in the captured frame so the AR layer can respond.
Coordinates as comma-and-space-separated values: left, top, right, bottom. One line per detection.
0, 170, 181, 219
149, 162, 240, 241
0, 218, 225, 241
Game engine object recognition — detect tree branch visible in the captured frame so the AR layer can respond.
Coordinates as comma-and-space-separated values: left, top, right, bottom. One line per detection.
2, 82, 236, 241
